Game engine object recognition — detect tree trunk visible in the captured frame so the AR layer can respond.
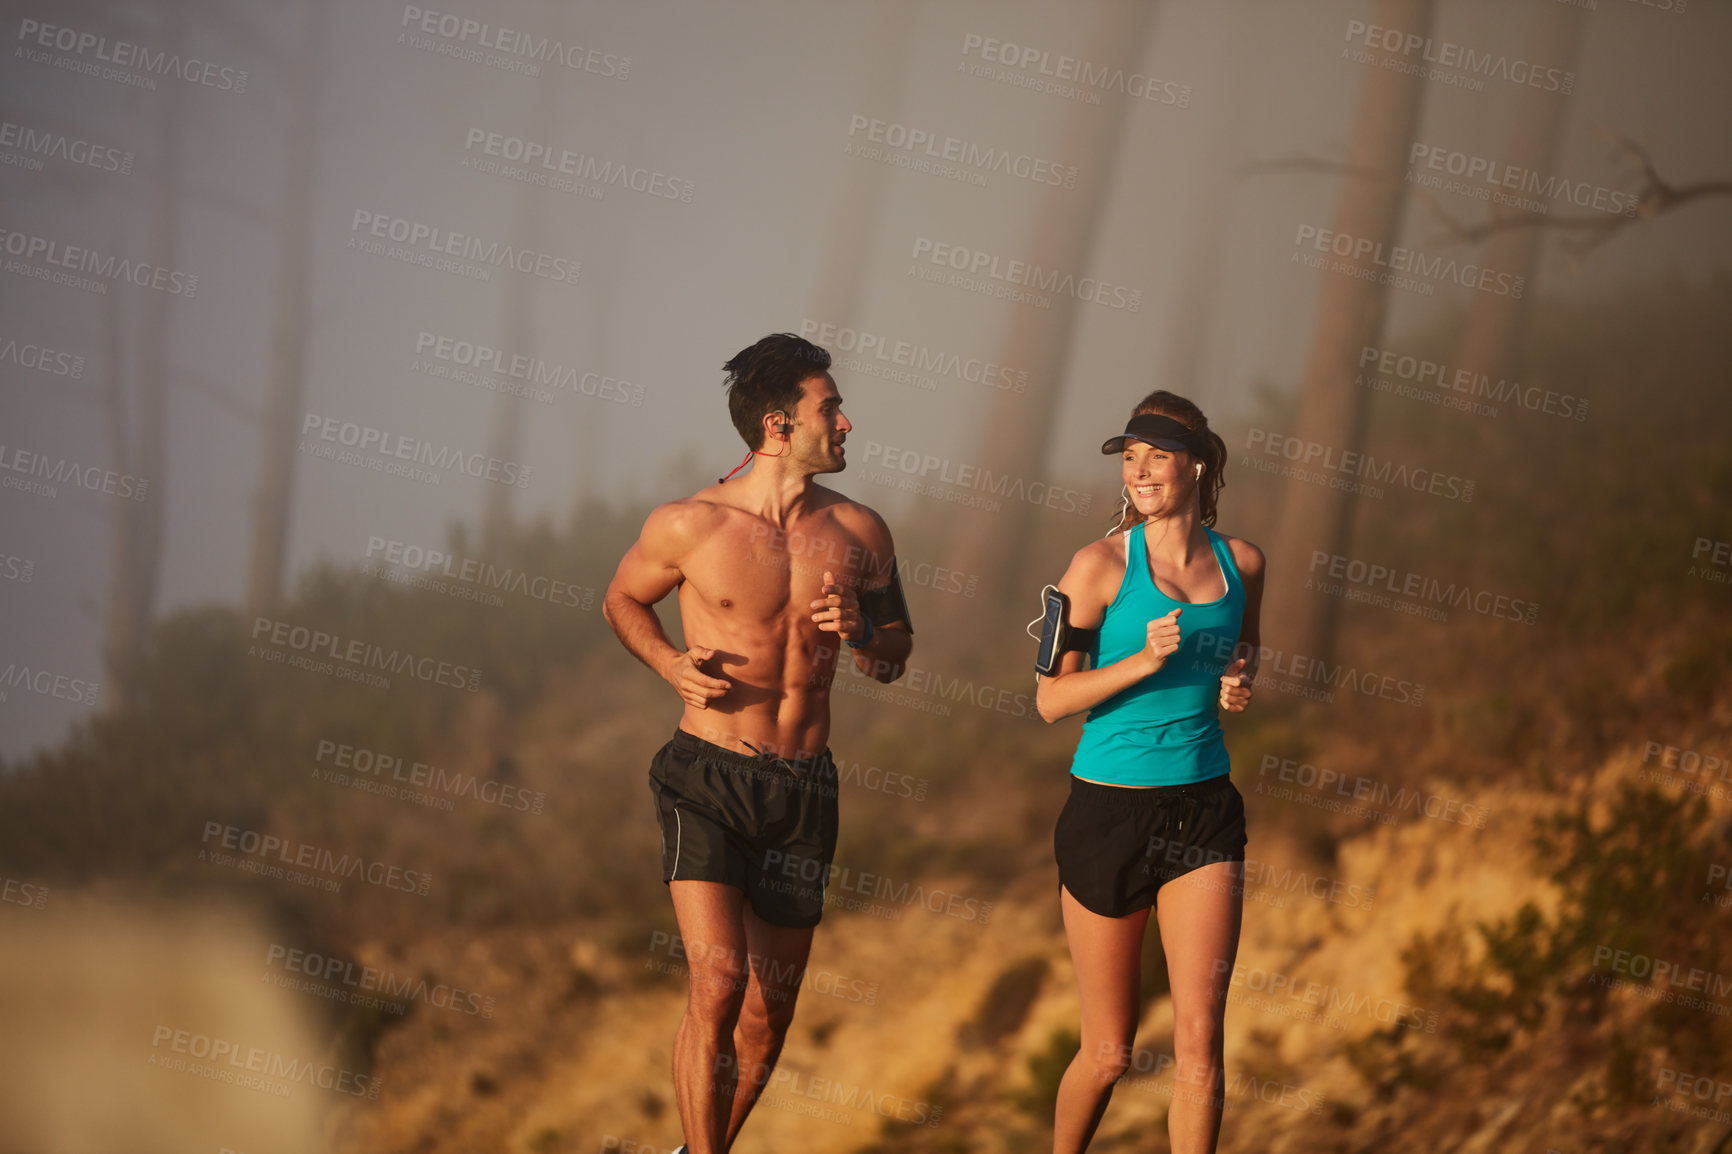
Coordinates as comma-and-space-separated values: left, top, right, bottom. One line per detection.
245, 0, 330, 615
102, 4, 184, 712
807, 0, 917, 327
943, 0, 1163, 610
1159, 2, 1254, 404
99, 263, 133, 712
479, 0, 565, 558
1261, 0, 1437, 666
1449, 6, 1584, 389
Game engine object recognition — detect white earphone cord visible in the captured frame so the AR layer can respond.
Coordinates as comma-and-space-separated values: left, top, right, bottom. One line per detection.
1024, 584, 1059, 641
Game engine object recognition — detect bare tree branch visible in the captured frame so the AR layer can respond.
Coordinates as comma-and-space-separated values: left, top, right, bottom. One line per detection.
1244, 132, 1732, 259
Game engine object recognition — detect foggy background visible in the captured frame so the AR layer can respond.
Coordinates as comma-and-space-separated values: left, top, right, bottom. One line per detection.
2, 1, 1730, 1151
6, 0, 1729, 757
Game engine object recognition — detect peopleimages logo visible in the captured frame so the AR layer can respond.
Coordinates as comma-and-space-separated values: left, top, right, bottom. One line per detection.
1590, 945, 1732, 1005
741, 525, 977, 605
148, 1025, 380, 1098
1341, 19, 1575, 94
0, 226, 198, 295
845, 114, 1078, 189
364, 535, 593, 610
830, 653, 1040, 724
1214, 958, 1441, 1032
1292, 223, 1524, 299
266, 943, 496, 1018
1690, 537, 1731, 587
300, 411, 532, 489
1194, 633, 1425, 707
1241, 858, 1376, 910
860, 439, 1093, 515
1358, 344, 1588, 423
721, 1056, 944, 1128
0, 441, 148, 501
0, 118, 134, 175
411, 330, 642, 405
646, 932, 880, 1007
1407, 141, 1636, 217
1655, 1069, 1732, 1127
799, 319, 1027, 393
959, 33, 1191, 107
1244, 428, 1474, 504
250, 615, 482, 692
462, 127, 692, 202
1308, 549, 1539, 625
313, 737, 548, 815
398, 6, 629, 77
1640, 740, 1729, 785
200, 820, 433, 897
0, 334, 85, 378
16, 18, 250, 92
763, 849, 994, 925
0, 661, 98, 705
1, 876, 48, 910
348, 209, 580, 284
1256, 754, 1489, 829
910, 236, 1142, 311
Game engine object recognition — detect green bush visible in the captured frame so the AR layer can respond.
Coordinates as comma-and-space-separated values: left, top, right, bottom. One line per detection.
1402, 780, 1730, 1074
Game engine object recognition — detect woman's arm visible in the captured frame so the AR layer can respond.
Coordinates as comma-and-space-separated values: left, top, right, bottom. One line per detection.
1219, 536, 1265, 712
1035, 539, 1181, 723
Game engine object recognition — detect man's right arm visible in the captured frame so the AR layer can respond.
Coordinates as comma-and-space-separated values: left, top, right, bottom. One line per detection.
602, 502, 731, 709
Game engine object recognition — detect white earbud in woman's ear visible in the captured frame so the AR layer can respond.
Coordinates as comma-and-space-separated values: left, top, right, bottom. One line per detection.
1195, 464, 1203, 479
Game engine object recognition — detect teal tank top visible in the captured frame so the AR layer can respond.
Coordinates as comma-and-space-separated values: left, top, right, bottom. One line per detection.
1067, 522, 1246, 787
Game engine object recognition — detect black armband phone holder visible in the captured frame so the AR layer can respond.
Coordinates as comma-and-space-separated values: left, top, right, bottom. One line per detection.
858, 562, 913, 634
1035, 587, 1097, 676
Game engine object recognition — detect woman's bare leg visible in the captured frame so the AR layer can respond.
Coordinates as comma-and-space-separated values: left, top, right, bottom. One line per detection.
1053, 885, 1151, 1154
1155, 861, 1243, 1154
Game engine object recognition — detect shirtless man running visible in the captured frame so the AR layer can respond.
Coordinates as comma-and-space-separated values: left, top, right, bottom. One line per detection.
603, 332, 913, 1154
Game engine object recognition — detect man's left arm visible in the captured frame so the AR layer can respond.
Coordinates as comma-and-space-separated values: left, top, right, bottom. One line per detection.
810, 512, 912, 684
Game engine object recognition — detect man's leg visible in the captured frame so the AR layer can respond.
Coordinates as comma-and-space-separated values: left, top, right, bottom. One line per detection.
1155, 861, 1243, 1154
722, 903, 815, 1148
668, 879, 752, 1154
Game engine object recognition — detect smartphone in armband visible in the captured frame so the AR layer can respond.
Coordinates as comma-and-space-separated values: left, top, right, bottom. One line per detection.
1035, 588, 1098, 676
1035, 588, 1068, 676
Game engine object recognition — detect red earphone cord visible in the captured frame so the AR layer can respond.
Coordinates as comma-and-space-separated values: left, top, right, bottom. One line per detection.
718, 449, 755, 484
718, 420, 790, 483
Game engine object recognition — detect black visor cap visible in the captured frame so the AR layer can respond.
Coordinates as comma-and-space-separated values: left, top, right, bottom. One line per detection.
1101, 412, 1197, 455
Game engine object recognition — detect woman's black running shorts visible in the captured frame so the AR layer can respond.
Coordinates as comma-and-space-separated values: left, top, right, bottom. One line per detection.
1054, 773, 1246, 918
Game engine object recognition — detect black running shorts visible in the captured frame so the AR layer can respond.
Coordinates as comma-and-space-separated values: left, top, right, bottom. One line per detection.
1054, 774, 1247, 918
648, 728, 840, 929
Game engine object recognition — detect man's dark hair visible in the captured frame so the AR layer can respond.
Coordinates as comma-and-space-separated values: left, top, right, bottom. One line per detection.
723, 333, 832, 449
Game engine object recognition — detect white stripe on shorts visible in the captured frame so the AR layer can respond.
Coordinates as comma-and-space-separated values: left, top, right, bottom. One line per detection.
670, 808, 684, 880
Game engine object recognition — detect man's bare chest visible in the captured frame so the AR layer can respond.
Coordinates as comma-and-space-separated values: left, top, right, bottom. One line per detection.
684, 520, 878, 622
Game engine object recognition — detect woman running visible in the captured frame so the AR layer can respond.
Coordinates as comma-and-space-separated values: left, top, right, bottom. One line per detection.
1036, 390, 1263, 1154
